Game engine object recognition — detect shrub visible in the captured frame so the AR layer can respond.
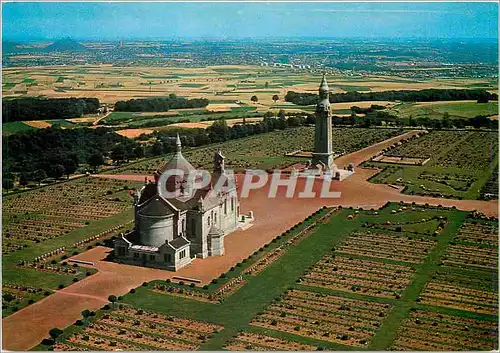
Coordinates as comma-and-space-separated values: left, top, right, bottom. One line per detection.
219, 273, 227, 279
85, 271, 92, 276
166, 279, 171, 283
41, 339, 55, 346
58, 284, 65, 289
203, 285, 209, 290
51, 259, 57, 264
211, 279, 218, 285
189, 283, 195, 288
72, 251, 79, 256
129, 288, 136, 294
72, 277, 79, 283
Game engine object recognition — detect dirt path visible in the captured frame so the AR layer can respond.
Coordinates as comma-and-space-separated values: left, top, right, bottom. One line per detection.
2, 130, 497, 351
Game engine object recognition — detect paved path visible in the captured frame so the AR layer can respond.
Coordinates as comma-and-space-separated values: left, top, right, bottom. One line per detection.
2, 130, 497, 351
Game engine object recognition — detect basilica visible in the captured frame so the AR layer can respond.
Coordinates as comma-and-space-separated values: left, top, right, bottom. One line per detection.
114, 135, 246, 271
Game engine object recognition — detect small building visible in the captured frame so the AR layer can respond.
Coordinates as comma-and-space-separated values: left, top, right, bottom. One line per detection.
114, 135, 249, 271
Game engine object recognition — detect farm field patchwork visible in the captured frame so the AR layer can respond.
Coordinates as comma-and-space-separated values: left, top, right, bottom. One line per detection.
365, 130, 498, 200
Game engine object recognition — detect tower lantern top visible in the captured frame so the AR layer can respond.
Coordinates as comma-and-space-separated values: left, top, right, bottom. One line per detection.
319, 73, 329, 96
176, 133, 182, 153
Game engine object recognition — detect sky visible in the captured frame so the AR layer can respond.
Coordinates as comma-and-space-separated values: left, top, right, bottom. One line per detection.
2, 2, 498, 41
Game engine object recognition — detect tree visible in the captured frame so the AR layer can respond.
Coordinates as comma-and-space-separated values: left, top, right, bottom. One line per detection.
62, 159, 77, 179
49, 328, 63, 343
81, 309, 91, 325
2, 178, 14, 190
31, 169, 47, 186
408, 115, 415, 127
49, 164, 65, 179
108, 295, 117, 308
442, 112, 451, 129
207, 119, 230, 142
19, 173, 29, 187
110, 145, 126, 164
277, 109, 286, 119
133, 146, 145, 159
277, 116, 287, 130
151, 141, 164, 156
87, 152, 104, 172
272, 94, 279, 103
250, 95, 258, 104
3, 293, 15, 302
264, 81, 269, 89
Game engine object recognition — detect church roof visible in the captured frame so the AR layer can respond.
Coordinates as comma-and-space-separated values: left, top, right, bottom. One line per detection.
208, 224, 224, 236
169, 236, 190, 249
137, 195, 178, 217
138, 182, 158, 204
157, 133, 196, 174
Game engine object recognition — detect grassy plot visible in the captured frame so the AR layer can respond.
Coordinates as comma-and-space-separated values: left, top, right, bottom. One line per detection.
390, 101, 499, 120
2, 121, 36, 135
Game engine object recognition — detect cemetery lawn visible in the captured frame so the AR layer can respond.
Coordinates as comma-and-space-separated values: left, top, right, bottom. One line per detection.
43, 203, 496, 351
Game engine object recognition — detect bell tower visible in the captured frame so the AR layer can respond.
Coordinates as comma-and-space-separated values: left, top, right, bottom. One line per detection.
312, 74, 334, 169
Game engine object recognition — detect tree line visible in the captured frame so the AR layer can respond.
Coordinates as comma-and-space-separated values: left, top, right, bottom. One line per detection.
2, 126, 137, 188
2, 112, 312, 189
285, 89, 498, 106
114, 94, 209, 112
333, 109, 498, 130
2, 97, 100, 122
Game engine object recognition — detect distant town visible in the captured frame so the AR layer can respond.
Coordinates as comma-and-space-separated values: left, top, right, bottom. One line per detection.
3, 38, 498, 79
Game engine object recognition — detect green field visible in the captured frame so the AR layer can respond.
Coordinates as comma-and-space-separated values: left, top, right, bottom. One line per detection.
390, 101, 498, 120
36, 204, 498, 351
2, 121, 36, 135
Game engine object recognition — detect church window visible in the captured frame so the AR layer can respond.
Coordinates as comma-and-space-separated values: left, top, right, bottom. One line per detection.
183, 218, 186, 232
224, 200, 227, 215
149, 255, 156, 261
179, 249, 186, 259
207, 215, 211, 226
231, 197, 234, 212
214, 213, 217, 223
164, 253, 172, 262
